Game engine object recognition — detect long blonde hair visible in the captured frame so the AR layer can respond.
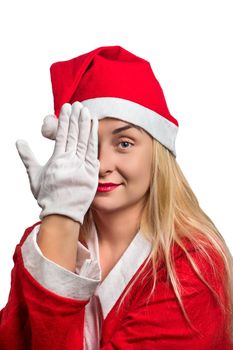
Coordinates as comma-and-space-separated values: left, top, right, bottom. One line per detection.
81, 137, 233, 339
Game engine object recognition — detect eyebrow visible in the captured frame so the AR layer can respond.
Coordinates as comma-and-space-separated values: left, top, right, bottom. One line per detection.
112, 123, 143, 135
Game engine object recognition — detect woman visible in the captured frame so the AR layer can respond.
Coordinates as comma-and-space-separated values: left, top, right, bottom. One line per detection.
0, 45, 232, 349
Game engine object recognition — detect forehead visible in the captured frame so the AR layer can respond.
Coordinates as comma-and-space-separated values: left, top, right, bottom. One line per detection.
98, 117, 143, 134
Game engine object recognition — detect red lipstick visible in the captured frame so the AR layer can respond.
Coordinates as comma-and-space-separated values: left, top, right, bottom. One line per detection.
97, 182, 121, 193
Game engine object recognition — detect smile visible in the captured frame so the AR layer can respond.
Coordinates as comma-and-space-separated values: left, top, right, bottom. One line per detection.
97, 184, 121, 193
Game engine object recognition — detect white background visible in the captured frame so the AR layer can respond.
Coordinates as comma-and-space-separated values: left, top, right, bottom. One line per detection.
0, 0, 232, 309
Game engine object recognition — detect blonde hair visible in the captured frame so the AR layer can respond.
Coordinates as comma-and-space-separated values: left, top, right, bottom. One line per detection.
81, 138, 233, 339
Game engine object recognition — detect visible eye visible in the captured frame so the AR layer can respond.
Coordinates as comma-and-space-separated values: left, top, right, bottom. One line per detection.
118, 140, 134, 150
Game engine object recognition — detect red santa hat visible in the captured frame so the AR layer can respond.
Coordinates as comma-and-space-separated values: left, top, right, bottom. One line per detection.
50, 45, 178, 157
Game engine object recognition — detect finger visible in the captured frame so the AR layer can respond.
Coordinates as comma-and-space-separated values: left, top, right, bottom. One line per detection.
15, 139, 40, 174
53, 103, 71, 156
41, 114, 58, 140
76, 107, 91, 161
66, 102, 82, 152
86, 117, 99, 165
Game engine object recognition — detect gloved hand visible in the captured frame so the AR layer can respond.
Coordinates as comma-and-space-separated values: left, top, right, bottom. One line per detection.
16, 102, 100, 224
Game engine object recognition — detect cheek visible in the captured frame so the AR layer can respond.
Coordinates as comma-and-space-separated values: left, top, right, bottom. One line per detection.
118, 156, 140, 179
120, 150, 151, 184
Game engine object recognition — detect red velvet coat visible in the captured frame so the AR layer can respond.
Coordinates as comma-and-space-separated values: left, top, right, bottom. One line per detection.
0, 221, 232, 349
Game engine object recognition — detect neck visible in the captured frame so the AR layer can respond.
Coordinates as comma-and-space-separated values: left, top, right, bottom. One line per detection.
91, 203, 144, 248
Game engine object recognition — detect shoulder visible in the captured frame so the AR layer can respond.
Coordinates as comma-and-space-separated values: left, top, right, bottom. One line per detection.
171, 235, 226, 283
118, 238, 232, 349
153, 235, 230, 322
137, 234, 228, 305
136, 236, 229, 321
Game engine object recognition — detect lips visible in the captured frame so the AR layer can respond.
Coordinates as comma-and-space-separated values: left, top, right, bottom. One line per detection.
98, 182, 120, 186
97, 182, 121, 193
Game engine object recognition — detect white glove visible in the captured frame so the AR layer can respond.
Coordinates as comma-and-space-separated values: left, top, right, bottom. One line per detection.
16, 102, 100, 224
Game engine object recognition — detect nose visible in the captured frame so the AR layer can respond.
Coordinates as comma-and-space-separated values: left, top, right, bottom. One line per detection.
98, 143, 115, 177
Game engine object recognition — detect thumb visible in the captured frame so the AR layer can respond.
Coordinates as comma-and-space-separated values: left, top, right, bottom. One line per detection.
15, 139, 41, 173
16, 139, 42, 198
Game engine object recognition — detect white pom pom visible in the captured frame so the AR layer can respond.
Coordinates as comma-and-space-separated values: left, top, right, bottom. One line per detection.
41, 115, 58, 140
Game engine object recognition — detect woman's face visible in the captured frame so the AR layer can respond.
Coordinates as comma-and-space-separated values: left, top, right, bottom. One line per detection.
91, 117, 153, 214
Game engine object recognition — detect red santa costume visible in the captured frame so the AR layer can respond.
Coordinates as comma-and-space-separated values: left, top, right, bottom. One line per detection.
0, 46, 232, 349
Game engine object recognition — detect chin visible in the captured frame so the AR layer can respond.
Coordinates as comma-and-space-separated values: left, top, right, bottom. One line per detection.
91, 195, 138, 215
91, 200, 120, 214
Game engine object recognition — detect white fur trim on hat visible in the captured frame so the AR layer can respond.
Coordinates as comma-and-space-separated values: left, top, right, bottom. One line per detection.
81, 97, 178, 157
